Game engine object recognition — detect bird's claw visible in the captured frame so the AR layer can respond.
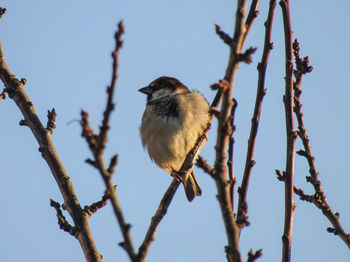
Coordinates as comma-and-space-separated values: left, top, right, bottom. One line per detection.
171, 170, 184, 182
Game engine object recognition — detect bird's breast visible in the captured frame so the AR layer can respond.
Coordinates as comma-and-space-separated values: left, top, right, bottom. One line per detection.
140, 92, 210, 174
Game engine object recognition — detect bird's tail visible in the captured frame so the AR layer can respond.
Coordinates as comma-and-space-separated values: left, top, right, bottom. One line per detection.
182, 170, 202, 202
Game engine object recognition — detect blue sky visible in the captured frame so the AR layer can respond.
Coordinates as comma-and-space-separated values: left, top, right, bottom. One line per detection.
1, 1, 350, 261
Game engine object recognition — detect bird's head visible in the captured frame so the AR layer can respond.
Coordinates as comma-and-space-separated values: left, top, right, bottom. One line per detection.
138, 76, 190, 102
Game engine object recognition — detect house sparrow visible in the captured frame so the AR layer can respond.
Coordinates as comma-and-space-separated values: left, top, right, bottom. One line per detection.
139, 76, 210, 201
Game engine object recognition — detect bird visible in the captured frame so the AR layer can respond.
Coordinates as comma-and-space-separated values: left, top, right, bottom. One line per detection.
139, 76, 210, 201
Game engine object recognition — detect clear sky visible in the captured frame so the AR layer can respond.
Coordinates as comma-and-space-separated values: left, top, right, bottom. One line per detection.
1, 1, 350, 261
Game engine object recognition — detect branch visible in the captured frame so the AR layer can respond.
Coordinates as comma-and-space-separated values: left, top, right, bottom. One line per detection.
196, 155, 215, 178
46, 108, 56, 134
247, 249, 263, 262
241, 0, 260, 48
136, 2, 261, 252
280, 1, 297, 261
0, 42, 101, 262
80, 21, 137, 262
237, 0, 276, 230
227, 98, 238, 210
97, 22, 125, 155
84, 191, 110, 217
137, 179, 180, 261
213, 0, 252, 261
215, 24, 233, 46
135, 8, 261, 255
293, 40, 350, 249
211, 0, 260, 110
137, 120, 212, 262
50, 199, 77, 237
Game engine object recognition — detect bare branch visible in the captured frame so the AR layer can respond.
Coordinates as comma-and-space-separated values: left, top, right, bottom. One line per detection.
98, 21, 125, 155
84, 191, 110, 217
241, 0, 260, 47
50, 199, 77, 237
107, 154, 119, 175
80, 21, 137, 262
137, 180, 180, 261
46, 108, 56, 134
292, 39, 350, 249
237, 0, 276, 231
235, 47, 257, 64
293, 187, 313, 203
213, 0, 252, 260
227, 98, 238, 210
280, 0, 297, 261
0, 41, 101, 262
215, 24, 233, 46
137, 120, 212, 261
211, 0, 260, 111
247, 249, 263, 262
196, 155, 215, 178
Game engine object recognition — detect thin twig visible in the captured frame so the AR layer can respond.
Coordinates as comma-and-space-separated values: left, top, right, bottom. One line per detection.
237, 0, 276, 230
98, 22, 125, 154
293, 40, 350, 249
0, 43, 101, 262
196, 155, 215, 178
46, 108, 56, 134
50, 199, 77, 237
241, 0, 260, 48
216, 24, 233, 46
280, 1, 297, 261
84, 191, 110, 217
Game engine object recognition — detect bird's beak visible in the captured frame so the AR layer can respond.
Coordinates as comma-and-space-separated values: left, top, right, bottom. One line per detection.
138, 86, 153, 95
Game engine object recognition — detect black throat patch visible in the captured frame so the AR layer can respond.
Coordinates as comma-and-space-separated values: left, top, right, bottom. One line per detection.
147, 95, 179, 118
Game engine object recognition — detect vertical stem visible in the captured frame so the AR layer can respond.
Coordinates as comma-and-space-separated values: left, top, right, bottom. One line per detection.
280, 1, 296, 261
237, 0, 276, 228
213, 1, 248, 261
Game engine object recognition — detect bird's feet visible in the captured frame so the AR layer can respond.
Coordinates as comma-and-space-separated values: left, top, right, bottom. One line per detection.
171, 170, 185, 182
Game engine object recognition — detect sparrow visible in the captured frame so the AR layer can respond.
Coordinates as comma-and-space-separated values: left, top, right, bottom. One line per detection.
139, 76, 210, 201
